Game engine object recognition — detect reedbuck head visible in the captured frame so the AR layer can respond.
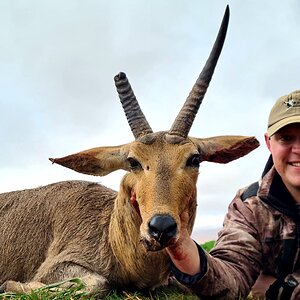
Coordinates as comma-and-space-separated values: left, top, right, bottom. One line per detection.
50, 7, 259, 251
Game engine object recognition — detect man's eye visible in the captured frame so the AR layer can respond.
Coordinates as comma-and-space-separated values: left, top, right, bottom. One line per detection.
278, 135, 294, 143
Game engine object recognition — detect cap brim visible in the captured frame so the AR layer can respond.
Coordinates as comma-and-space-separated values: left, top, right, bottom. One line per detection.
268, 116, 300, 136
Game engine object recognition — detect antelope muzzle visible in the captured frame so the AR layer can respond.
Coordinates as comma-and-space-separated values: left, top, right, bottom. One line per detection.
141, 214, 178, 251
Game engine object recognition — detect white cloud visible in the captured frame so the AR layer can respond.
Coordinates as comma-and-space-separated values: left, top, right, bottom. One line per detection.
0, 1, 299, 239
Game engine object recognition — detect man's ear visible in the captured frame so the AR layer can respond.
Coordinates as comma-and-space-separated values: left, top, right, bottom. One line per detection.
264, 133, 271, 151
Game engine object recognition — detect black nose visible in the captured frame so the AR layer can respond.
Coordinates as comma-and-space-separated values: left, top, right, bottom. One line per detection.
148, 214, 177, 247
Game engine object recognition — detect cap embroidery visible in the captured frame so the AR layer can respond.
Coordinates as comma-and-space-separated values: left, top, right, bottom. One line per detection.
284, 98, 300, 108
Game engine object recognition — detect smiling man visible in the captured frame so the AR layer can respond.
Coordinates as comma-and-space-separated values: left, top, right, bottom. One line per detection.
266, 92, 300, 204
167, 90, 300, 300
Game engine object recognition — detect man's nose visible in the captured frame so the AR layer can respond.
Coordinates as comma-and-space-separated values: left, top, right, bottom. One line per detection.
292, 138, 300, 151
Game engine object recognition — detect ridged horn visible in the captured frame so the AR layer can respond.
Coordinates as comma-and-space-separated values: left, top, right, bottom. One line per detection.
114, 72, 153, 139
169, 5, 230, 137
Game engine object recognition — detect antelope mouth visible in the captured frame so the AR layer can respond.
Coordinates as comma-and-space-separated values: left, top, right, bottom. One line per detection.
140, 235, 177, 252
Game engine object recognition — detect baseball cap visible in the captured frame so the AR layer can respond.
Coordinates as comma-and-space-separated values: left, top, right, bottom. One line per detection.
267, 90, 300, 136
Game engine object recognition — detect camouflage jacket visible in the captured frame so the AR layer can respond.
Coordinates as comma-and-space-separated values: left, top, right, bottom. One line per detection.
172, 156, 300, 299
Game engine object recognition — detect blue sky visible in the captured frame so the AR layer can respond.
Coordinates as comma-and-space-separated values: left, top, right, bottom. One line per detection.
0, 1, 299, 241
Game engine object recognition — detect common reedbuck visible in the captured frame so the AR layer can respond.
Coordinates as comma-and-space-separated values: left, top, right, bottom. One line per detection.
0, 6, 258, 297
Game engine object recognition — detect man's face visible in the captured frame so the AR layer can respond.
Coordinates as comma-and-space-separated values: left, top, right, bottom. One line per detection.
265, 123, 300, 202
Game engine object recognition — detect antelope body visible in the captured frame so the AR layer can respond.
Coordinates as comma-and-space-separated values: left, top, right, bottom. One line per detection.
0, 7, 259, 296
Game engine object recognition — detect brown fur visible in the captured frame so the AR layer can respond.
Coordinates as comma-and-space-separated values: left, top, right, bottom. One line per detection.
0, 7, 259, 294
0, 132, 259, 296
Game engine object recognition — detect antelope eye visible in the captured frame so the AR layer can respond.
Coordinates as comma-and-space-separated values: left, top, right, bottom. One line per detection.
186, 154, 201, 168
127, 157, 142, 170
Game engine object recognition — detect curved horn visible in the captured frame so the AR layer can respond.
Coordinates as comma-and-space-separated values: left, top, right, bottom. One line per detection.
114, 72, 153, 139
169, 6, 230, 137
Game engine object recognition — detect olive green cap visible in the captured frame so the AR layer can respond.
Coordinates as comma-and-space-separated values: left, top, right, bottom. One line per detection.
268, 90, 300, 136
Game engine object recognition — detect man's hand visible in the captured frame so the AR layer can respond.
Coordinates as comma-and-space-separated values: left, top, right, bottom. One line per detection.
166, 204, 200, 276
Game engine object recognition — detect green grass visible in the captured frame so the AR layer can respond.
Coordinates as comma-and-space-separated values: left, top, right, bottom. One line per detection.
0, 242, 216, 300
0, 278, 90, 300
0, 280, 198, 300
200, 240, 215, 252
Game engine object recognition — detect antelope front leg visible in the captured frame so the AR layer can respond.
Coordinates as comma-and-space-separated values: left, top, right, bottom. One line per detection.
0, 263, 109, 296
34, 262, 110, 296
0, 281, 45, 294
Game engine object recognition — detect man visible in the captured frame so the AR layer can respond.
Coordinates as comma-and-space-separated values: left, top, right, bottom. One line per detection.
167, 90, 300, 299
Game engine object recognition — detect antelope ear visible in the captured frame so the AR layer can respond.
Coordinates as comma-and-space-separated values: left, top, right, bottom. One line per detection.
49, 145, 130, 176
191, 135, 259, 163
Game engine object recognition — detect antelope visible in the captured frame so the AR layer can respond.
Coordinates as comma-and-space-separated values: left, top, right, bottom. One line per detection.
0, 6, 259, 297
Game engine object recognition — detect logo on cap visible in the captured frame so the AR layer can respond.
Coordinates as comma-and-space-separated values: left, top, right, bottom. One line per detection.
284, 98, 300, 108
